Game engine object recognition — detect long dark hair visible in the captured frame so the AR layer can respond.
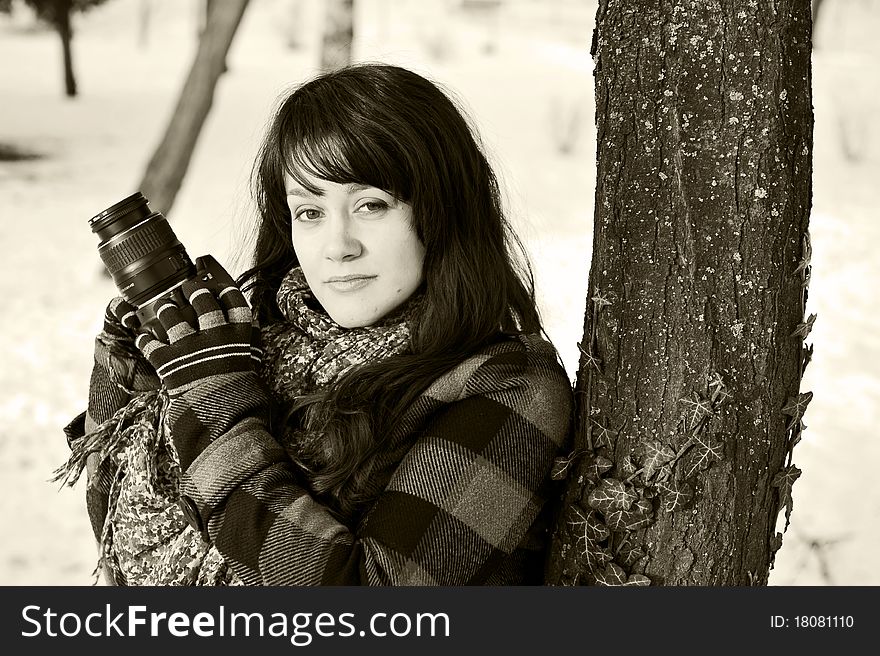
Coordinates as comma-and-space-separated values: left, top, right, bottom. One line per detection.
239, 63, 543, 518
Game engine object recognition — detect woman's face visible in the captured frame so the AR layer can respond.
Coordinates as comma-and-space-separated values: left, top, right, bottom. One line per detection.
285, 171, 426, 328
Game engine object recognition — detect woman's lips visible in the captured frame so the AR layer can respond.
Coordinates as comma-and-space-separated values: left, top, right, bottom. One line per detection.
325, 275, 376, 292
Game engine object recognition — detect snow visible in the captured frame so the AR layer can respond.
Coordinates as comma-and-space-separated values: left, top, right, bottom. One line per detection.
0, 0, 877, 585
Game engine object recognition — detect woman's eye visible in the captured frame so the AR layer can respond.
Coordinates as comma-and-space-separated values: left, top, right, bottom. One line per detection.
294, 208, 322, 222
357, 200, 388, 213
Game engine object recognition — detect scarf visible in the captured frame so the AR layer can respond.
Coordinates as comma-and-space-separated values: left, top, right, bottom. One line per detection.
266, 266, 415, 400
56, 266, 417, 586
263, 267, 417, 472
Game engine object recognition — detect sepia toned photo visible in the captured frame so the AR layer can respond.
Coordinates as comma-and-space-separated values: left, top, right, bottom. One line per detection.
0, 0, 877, 590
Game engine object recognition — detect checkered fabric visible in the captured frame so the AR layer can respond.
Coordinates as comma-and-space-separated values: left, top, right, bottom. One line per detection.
176, 333, 572, 585
66, 293, 573, 585
74, 300, 160, 549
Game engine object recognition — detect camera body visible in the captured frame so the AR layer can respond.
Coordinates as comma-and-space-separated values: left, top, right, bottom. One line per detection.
90, 192, 199, 340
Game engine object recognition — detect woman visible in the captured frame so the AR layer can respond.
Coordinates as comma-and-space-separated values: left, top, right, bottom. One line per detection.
61, 63, 573, 585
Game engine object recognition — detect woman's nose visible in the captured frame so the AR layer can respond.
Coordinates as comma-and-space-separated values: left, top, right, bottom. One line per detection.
323, 215, 363, 262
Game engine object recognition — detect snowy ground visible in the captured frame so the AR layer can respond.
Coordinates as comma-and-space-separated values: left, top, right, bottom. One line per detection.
0, 0, 877, 585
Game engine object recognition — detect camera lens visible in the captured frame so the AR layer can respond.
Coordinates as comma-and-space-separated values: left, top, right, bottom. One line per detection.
90, 192, 195, 309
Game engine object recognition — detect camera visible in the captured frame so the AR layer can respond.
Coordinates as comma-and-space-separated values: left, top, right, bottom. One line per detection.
89, 192, 197, 340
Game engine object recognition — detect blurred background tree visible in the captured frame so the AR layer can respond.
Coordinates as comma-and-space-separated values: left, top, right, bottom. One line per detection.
320, 0, 354, 71
140, 0, 358, 217
0, 0, 110, 97
137, 0, 249, 218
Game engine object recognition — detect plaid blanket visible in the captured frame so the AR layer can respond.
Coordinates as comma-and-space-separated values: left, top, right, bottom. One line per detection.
67, 331, 572, 585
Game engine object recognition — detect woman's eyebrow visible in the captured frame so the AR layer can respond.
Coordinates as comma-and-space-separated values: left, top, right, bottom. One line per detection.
286, 184, 374, 197
285, 185, 318, 198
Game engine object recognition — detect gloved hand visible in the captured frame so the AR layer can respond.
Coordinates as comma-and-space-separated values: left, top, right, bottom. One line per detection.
103, 296, 139, 343
94, 296, 160, 399
133, 255, 266, 469
103, 296, 154, 362
76, 296, 160, 449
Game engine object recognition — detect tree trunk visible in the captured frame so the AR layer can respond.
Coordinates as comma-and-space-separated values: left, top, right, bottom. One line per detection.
545, 0, 813, 586
56, 0, 76, 97
198, 0, 215, 37
320, 0, 354, 72
137, 0, 249, 217
284, 0, 306, 50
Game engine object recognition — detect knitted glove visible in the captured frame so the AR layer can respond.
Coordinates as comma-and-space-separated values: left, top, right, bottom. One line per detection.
104, 296, 139, 343
102, 296, 155, 367
134, 256, 266, 469
82, 297, 159, 434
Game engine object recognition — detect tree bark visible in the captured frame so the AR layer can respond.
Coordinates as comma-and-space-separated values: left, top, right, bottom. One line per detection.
57, 0, 76, 97
320, 0, 354, 72
137, 0, 249, 217
546, 0, 813, 586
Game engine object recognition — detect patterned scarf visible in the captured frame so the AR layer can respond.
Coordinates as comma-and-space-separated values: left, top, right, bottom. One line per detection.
266, 266, 416, 400
263, 267, 417, 472
56, 266, 417, 586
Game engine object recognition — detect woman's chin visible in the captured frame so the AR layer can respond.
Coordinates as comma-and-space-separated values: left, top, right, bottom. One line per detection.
326, 309, 381, 329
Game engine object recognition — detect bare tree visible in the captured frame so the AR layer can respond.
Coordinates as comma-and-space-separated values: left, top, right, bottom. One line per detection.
1, 0, 110, 97
320, 0, 354, 72
545, 0, 814, 586
54, 0, 75, 95
137, 0, 249, 217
